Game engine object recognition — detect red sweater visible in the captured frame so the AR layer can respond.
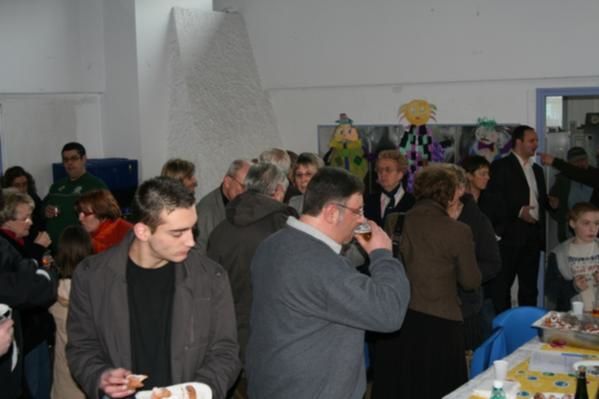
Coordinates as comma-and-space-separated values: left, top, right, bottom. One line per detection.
92, 218, 132, 253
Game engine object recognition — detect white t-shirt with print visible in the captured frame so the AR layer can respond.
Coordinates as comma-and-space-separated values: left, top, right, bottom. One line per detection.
568, 241, 599, 311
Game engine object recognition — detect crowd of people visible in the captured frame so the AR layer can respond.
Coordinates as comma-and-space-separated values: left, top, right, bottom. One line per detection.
0, 126, 597, 399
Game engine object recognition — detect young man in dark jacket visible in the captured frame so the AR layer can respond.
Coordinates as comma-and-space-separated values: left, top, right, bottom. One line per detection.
66, 177, 240, 399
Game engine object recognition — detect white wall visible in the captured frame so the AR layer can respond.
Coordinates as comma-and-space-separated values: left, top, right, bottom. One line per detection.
134, 0, 212, 180
0, 95, 102, 195
168, 8, 280, 196
0, 0, 104, 93
240, 0, 599, 152
102, 0, 141, 161
242, 0, 599, 89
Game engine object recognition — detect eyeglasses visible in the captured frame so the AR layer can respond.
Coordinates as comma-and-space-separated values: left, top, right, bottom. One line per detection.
332, 203, 364, 216
13, 216, 32, 223
62, 155, 81, 163
77, 209, 95, 217
375, 167, 400, 174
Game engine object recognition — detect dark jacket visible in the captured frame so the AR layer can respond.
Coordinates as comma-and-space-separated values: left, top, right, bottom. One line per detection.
0, 236, 57, 399
0, 231, 55, 352
487, 153, 551, 246
552, 158, 599, 208
66, 233, 241, 399
207, 191, 297, 363
364, 189, 415, 228
400, 199, 481, 321
549, 172, 575, 242
478, 190, 506, 238
457, 194, 502, 318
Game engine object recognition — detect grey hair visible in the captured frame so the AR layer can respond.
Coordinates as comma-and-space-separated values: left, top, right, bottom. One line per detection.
225, 159, 251, 178
0, 189, 34, 225
258, 148, 291, 174
245, 163, 289, 195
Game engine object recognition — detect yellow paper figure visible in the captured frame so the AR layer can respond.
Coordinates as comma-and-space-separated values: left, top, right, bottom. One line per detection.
397, 99, 444, 190
327, 113, 368, 179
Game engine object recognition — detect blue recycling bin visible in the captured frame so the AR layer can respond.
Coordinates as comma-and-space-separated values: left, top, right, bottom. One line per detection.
52, 158, 139, 210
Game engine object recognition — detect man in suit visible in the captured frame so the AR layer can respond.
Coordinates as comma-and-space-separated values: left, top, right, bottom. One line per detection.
487, 125, 556, 310
364, 149, 415, 227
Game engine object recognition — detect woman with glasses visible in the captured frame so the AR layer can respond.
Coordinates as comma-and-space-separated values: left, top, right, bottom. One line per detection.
74, 189, 132, 253
0, 190, 55, 399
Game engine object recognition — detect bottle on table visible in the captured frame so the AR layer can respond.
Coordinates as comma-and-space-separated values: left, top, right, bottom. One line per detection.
490, 380, 506, 399
574, 366, 589, 399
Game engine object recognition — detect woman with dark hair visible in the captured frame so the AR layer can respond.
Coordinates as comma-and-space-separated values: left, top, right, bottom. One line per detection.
461, 155, 506, 238
49, 225, 93, 399
74, 189, 132, 253
381, 165, 480, 399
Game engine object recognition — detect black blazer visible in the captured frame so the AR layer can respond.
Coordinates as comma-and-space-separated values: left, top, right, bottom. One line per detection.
364, 189, 415, 227
487, 153, 550, 245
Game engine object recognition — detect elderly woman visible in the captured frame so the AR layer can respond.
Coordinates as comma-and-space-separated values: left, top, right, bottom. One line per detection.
0, 190, 51, 262
288, 152, 324, 213
0, 190, 54, 399
2, 166, 45, 232
383, 165, 481, 399
74, 189, 132, 253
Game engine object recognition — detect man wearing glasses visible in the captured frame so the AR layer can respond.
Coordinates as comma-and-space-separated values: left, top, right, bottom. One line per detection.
43, 142, 107, 251
196, 159, 250, 251
246, 167, 410, 399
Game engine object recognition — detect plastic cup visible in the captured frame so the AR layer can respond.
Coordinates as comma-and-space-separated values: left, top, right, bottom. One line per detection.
354, 223, 372, 241
493, 360, 508, 381
572, 301, 584, 317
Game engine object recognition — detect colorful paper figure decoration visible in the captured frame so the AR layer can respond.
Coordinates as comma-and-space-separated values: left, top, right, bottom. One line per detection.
327, 113, 368, 179
470, 117, 512, 162
397, 99, 445, 189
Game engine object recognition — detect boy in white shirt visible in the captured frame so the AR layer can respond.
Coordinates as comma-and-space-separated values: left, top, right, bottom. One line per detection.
545, 202, 599, 311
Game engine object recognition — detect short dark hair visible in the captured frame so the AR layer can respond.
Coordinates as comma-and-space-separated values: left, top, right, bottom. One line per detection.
131, 176, 195, 231
413, 165, 458, 208
461, 155, 491, 174
510, 125, 534, 148
56, 225, 93, 278
303, 167, 364, 216
62, 142, 87, 157
75, 189, 121, 221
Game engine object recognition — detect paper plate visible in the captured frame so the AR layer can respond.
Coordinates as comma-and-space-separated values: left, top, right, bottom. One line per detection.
136, 382, 212, 399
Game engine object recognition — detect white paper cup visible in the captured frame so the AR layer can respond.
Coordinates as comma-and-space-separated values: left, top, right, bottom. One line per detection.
493, 359, 508, 381
572, 301, 584, 316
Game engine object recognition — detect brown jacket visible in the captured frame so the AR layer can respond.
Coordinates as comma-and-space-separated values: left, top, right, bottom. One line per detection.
66, 233, 240, 399
400, 199, 481, 321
